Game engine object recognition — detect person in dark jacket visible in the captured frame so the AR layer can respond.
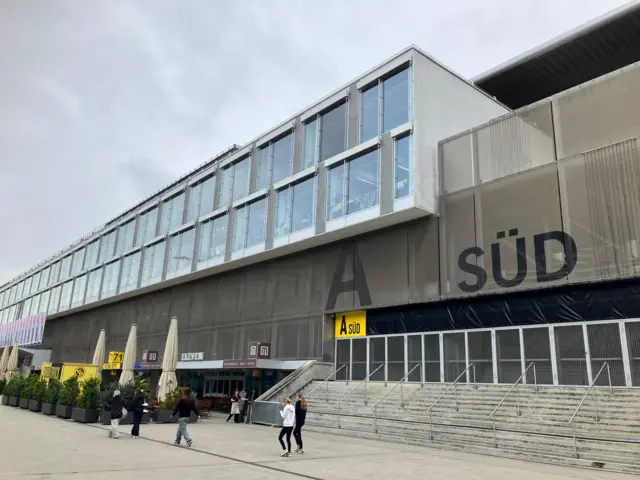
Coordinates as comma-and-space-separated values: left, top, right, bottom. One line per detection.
171, 388, 200, 447
109, 389, 123, 439
128, 388, 146, 439
293, 393, 307, 454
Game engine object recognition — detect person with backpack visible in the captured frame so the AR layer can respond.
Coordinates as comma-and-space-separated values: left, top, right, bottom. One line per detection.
171, 388, 200, 447
293, 393, 307, 454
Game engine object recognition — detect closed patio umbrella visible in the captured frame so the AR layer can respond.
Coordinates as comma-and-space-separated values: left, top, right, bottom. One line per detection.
6, 344, 20, 380
157, 317, 179, 402
92, 329, 106, 375
0, 347, 10, 381
118, 324, 137, 386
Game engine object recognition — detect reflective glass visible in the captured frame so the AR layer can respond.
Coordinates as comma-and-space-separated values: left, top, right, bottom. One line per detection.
23, 277, 32, 297
187, 182, 201, 222
49, 261, 61, 286
198, 215, 228, 262
272, 134, 293, 184
71, 274, 87, 306
141, 241, 166, 286
39, 290, 50, 314
247, 198, 267, 247
48, 286, 61, 314
395, 135, 412, 198
292, 177, 316, 233
85, 240, 100, 269
59, 255, 72, 282
71, 248, 85, 275
274, 187, 292, 238
200, 176, 216, 217
303, 118, 318, 168
361, 85, 379, 141
59, 281, 73, 311
101, 260, 121, 298
160, 192, 185, 232
136, 207, 158, 246
257, 146, 271, 190
233, 158, 250, 200
30, 294, 41, 315
383, 68, 410, 132
328, 163, 346, 220
30, 272, 41, 294
8, 286, 16, 304
347, 150, 379, 214
233, 206, 248, 251
167, 228, 195, 277
116, 220, 135, 253
320, 102, 347, 162
120, 251, 141, 292
219, 166, 233, 205
85, 268, 103, 303
99, 230, 116, 262
22, 298, 31, 319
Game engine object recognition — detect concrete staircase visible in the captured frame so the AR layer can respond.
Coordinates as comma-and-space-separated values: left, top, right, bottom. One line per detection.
301, 381, 640, 474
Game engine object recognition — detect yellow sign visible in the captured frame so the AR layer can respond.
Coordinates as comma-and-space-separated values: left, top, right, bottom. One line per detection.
108, 351, 124, 363
103, 362, 122, 370
335, 311, 366, 338
40, 362, 100, 384
41, 363, 61, 381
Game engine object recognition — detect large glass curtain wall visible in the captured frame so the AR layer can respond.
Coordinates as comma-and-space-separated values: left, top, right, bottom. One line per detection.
257, 133, 293, 190
336, 319, 640, 387
187, 175, 216, 222
141, 240, 166, 287
274, 177, 316, 238
233, 198, 267, 251
116, 220, 136, 254
328, 149, 380, 220
197, 214, 228, 268
160, 193, 185, 233
120, 251, 142, 293
136, 207, 159, 246
166, 228, 195, 279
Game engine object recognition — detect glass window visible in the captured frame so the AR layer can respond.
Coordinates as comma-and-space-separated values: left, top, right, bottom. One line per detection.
8, 304, 17, 323
85, 268, 103, 303
167, 228, 195, 277
120, 251, 141, 293
49, 261, 61, 286
274, 187, 292, 238
233, 158, 250, 200
160, 192, 185, 232
257, 146, 271, 191
116, 220, 136, 254
198, 215, 228, 263
39, 267, 50, 291
395, 135, 412, 198
292, 177, 316, 233
8, 285, 16, 304
219, 166, 233, 206
39, 290, 50, 314
59, 280, 73, 311
99, 230, 116, 262
272, 134, 293, 184
383, 68, 410, 132
101, 260, 121, 298
30, 272, 41, 295
320, 102, 347, 162
48, 285, 61, 314
247, 198, 267, 247
136, 207, 158, 246
30, 294, 41, 315
347, 150, 380, 214
303, 118, 319, 168
71, 274, 87, 307
361, 85, 379, 141
187, 175, 216, 222
141, 240, 166, 286
328, 163, 346, 220
85, 240, 100, 269
71, 247, 85, 275
23, 277, 33, 297
59, 255, 72, 281
22, 298, 31, 319
232, 206, 248, 251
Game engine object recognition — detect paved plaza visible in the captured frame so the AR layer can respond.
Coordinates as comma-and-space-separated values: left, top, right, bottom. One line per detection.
0, 406, 635, 480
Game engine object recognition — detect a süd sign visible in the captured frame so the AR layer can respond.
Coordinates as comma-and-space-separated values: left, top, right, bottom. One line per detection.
335, 311, 366, 338
457, 228, 577, 293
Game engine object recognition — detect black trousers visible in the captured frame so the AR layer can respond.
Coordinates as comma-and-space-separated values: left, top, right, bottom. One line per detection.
131, 411, 143, 437
293, 424, 304, 448
278, 426, 293, 452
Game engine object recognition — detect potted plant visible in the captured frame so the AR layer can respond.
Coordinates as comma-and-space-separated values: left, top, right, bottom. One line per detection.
56, 376, 79, 419
29, 378, 47, 412
72, 377, 101, 423
16, 376, 29, 409
0, 379, 7, 405
153, 387, 181, 424
41, 379, 61, 415
116, 377, 152, 425
4, 377, 21, 406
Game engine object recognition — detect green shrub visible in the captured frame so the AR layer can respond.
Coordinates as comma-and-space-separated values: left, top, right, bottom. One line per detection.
23, 374, 41, 400
78, 378, 101, 410
42, 379, 61, 404
160, 387, 182, 411
0, 379, 6, 395
120, 376, 151, 406
14, 376, 26, 397
34, 378, 47, 402
58, 376, 80, 406
4, 377, 20, 396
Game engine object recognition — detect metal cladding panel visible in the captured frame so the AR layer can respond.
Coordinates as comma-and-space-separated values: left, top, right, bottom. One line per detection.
183, 329, 213, 357
407, 217, 440, 302
189, 279, 216, 329
241, 264, 275, 324
169, 284, 192, 329
149, 291, 171, 335
213, 326, 238, 360
238, 324, 271, 359
271, 255, 312, 320
212, 271, 244, 327
135, 296, 154, 336
309, 243, 355, 313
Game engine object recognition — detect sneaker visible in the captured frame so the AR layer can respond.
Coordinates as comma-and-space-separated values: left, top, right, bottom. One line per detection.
297, 449, 304, 454
280, 450, 289, 457
173, 440, 180, 446
186, 439, 193, 448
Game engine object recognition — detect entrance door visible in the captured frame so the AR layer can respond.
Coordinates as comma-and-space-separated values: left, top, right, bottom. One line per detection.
554, 325, 588, 385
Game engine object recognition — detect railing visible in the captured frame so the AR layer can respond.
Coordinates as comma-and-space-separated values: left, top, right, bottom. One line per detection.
568, 362, 612, 459
305, 364, 349, 400
250, 400, 284, 427
425, 363, 476, 440
336, 364, 385, 429
488, 362, 538, 447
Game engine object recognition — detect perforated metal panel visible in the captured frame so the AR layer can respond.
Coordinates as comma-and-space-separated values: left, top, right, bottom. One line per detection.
424, 334, 440, 382
443, 332, 466, 382
625, 321, 640, 387
368, 337, 385, 381
468, 330, 493, 383
352, 338, 367, 381
387, 336, 405, 382
336, 339, 350, 381
407, 335, 422, 382
523, 328, 553, 385
588, 323, 625, 386
497, 329, 521, 384
554, 325, 588, 386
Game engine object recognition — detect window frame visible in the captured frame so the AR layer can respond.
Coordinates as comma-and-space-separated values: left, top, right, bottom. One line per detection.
394, 133, 413, 199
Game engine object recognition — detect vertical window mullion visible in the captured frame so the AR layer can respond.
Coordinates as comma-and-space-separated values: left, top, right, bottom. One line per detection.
288, 186, 294, 234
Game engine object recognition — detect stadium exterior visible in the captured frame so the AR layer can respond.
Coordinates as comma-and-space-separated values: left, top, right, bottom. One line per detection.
2, 4, 640, 395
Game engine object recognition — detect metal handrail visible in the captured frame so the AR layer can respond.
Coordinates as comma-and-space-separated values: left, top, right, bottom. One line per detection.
568, 362, 612, 459
336, 364, 385, 429
425, 363, 476, 440
368, 363, 423, 411
305, 364, 349, 400
488, 362, 538, 447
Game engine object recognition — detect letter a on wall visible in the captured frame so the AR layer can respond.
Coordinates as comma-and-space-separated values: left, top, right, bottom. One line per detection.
325, 246, 372, 310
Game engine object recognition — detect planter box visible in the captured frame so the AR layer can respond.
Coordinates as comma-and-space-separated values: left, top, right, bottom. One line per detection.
72, 408, 99, 423
56, 404, 73, 419
1, 396, 8, 406
41, 403, 57, 415
152, 410, 175, 424
101, 410, 151, 425
29, 400, 42, 412
8, 396, 19, 407
19, 398, 29, 409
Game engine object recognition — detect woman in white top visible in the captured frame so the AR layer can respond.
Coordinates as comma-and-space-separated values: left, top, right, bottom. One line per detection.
278, 398, 296, 457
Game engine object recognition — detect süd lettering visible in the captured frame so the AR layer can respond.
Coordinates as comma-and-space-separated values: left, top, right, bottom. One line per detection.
339, 315, 361, 336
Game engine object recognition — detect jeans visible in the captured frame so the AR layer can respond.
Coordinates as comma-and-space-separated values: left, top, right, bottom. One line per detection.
176, 417, 191, 443
131, 411, 142, 437
109, 418, 120, 438
278, 426, 293, 452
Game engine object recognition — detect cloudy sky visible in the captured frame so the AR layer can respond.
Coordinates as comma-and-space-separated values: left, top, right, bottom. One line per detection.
0, 0, 631, 285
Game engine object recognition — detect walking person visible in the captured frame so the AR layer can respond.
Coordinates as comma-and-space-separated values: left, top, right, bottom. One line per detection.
108, 389, 124, 439
172, 388, 200, 447
293, 393, 307, 454
278, 398, 295, 457
238, 388, 248, 423
128, 388, 146, 439
226, 391, 240, 423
